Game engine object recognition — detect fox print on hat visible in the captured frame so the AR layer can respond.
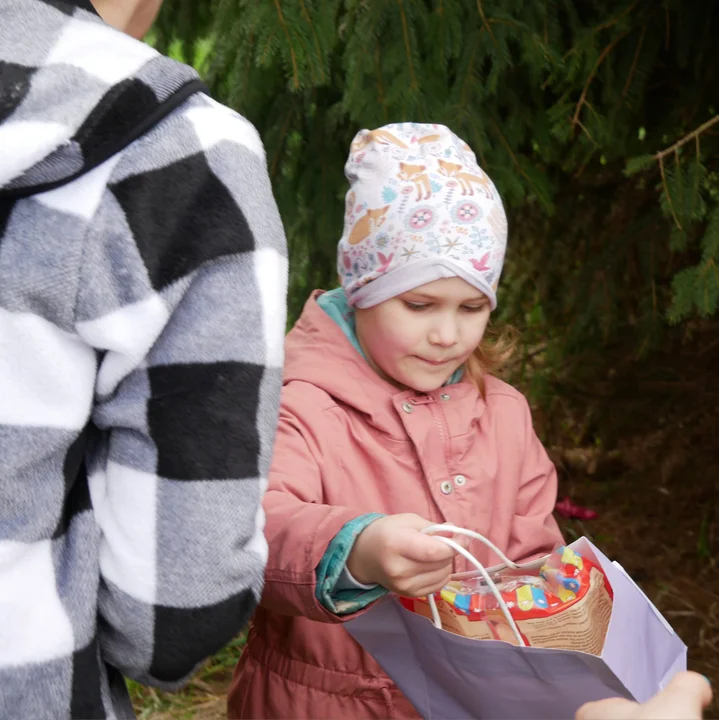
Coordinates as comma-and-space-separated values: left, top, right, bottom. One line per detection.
337, 123, 508, 310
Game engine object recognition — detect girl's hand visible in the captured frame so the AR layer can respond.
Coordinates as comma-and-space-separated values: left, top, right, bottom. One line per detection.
346, 514, 464, 597
576, 672, 712, 720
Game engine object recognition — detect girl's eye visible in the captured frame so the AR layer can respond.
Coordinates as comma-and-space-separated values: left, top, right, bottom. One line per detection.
404, 301, 430, 311
462, 304, 488, 313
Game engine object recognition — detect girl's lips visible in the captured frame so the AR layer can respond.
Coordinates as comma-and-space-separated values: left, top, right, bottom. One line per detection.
416, 356, 454, 366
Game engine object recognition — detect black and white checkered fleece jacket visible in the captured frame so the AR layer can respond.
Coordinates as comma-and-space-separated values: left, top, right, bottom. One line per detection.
0, 1, 287, 717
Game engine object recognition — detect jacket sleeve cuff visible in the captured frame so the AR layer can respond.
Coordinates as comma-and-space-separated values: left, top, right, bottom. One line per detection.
316, 513, 388, 615
335, 563, 378, 591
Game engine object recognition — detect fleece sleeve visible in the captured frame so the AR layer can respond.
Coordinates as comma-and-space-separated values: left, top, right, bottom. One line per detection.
73, 95, 287, 687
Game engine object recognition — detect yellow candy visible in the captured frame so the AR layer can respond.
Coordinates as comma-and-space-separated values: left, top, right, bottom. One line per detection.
557, 585, 576, 603
561, 547, 584, 570
516, 584, 534, 611
440, 589, 457, 605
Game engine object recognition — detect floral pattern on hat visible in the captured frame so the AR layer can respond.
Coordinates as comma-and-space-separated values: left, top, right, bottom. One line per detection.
337, 123, 508, 308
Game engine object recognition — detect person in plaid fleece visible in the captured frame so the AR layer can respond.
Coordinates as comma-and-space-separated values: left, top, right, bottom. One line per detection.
0, 0, 287, 717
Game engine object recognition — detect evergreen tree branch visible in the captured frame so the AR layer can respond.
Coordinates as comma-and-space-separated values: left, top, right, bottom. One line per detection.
698, 259, 719, 315
659, 155, 683, 231
622, 23, 646, 98
654, 115, 719, 160
397, 0, 418, 89
243, 33, 254, 94
260, 30, 277, 65
695, 135, 702, 203
460, 42, 478, 108
375, 39, 387, 120
593, 0, 640, 33
674, 149, 684, 223
299, 0, 325, 84
158, 0, 719, 363
269, 105, 296, 180
651, 240, 657, 315
490, 118, 542, 199
273, 0, 300, 89
438, 0, 446, 62
475, 0, 497, 46
572, 31, 628, 128
574, 116, 597, 146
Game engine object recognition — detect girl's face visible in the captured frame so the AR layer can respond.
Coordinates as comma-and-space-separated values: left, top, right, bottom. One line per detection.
355, 277, 491, 392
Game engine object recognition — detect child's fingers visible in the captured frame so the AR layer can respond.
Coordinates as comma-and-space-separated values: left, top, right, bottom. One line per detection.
403, 558, 456, 575
418, 523, 471, 550
401, 533, 457, 564
403, 569, 453, 598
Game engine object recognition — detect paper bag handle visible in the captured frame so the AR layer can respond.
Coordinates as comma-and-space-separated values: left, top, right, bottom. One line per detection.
420, 524, 527, 647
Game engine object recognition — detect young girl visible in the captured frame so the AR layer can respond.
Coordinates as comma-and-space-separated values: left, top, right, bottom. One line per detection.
228, 123, 563, 719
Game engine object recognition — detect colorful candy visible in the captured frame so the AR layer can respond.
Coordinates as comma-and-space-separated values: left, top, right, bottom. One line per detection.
400, 545, 614, 654
404, 545, 612, 624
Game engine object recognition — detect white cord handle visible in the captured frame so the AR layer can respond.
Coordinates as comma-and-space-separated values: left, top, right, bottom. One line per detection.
420, 524, 526, 647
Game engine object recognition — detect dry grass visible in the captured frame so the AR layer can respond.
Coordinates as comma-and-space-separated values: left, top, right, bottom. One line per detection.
129, 635, 244, 720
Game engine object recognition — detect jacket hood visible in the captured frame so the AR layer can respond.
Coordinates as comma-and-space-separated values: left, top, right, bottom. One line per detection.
0, 0, 201, 197
284, 291, 395, 417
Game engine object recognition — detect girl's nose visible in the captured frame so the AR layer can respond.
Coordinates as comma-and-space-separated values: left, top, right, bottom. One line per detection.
428, 317, 458, 347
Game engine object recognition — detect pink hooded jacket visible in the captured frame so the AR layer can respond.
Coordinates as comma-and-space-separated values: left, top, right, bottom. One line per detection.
228, 292, 563, 719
